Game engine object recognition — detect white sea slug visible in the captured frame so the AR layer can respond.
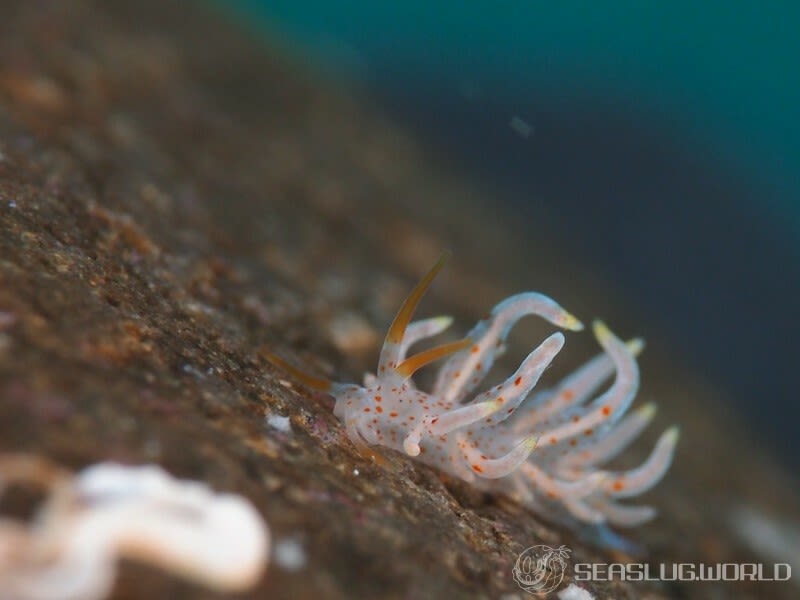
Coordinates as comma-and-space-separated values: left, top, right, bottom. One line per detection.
270, 253, 679, 531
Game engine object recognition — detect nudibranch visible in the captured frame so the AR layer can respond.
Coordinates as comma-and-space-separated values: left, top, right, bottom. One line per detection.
269, 253, 678, 530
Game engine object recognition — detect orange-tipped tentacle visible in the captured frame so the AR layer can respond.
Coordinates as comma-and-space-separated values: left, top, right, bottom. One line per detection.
395, 337, 472, 378
385, 251, 450, 345
264, 352, 332, 392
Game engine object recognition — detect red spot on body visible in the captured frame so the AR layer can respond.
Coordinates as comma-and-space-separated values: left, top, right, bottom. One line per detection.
612, 481, 625, 491
584, 428, 593, 436
549, 437, 558, 445
563, 390, 575, 401
472, 464, 483, 473
375, 406, 383, 413
572, 415, 581, 423
363, 407, 371, 413
375, 395, 382, 402
602, 405, 611, 416
569, 439, 577, 446
475, 362, 482, 370
431, 417, 439, 424
514, 376, 522, 386
471, 345, 480, 354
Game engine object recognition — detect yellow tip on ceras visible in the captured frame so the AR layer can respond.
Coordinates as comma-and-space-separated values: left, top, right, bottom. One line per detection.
626, 337, 646, 357
592, 319, 613, 342
558, 311, 585, 332
594, 323, 645, 358
637, 402, 658, 420
522, 435, 540, 451
482, 394, 509, 416
431, 315, 454, 330
663, 426, 681, 445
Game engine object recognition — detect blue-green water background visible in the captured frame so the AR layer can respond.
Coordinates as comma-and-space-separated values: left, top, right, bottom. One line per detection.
219, 1, 799, 465
227, 1, 799, 216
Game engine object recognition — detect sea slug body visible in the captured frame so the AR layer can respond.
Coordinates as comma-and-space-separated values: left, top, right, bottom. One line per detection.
270, 253, 678, 530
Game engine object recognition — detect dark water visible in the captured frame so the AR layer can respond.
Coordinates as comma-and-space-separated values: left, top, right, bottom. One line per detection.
220, 1, 800, 467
